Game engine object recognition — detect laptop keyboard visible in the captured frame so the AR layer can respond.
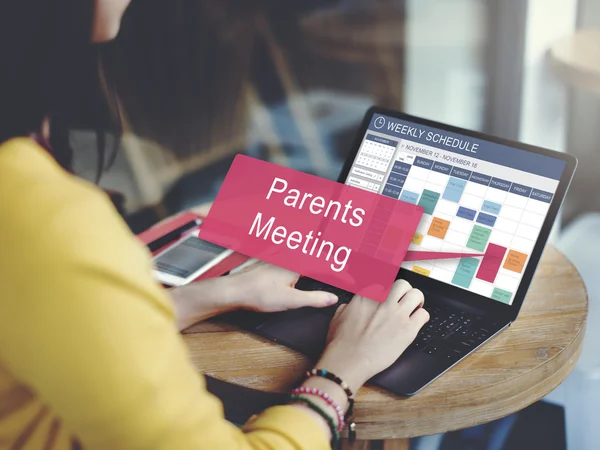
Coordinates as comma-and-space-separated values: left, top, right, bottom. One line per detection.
411, 304, 498, 361
295, 277, 500, 362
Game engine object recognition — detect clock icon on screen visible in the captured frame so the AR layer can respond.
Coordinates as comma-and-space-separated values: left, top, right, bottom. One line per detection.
374, 116, 386, 129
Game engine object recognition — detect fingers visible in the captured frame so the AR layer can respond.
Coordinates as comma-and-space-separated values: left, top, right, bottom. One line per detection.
332, 303, 348, 320
396, 288, 425, 315
346, 292, 378, 317
383, 279, 413, 307
289, 289, 339, 308
410, 307, 430, 328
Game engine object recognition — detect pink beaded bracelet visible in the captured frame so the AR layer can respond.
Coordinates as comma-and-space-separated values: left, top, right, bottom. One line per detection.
291, 386, 345, 432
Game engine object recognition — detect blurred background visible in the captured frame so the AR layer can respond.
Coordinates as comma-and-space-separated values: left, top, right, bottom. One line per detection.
66, 0, 600, 448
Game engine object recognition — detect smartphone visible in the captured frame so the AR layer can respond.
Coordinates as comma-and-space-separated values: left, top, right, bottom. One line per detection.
151, 230, 234, 286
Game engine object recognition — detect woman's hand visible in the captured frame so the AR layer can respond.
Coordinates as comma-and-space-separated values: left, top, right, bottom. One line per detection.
225, 261, 339, 312
314, 279, 429, 393
169, 261, 338, 330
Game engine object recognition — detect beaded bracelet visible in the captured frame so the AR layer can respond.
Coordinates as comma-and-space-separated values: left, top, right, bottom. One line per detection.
291, 386, 345, 432
305, 368, 355, 419
306, 368, 356, 443
290, 394, 340, 450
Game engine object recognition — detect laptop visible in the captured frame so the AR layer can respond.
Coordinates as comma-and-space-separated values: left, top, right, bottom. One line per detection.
223, 106, 577, 396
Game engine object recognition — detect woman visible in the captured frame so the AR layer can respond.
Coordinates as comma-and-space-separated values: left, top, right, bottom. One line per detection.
0, 1, 429, 449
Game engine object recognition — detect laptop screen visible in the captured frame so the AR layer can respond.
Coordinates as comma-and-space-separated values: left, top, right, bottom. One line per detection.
345, 113, 567, 306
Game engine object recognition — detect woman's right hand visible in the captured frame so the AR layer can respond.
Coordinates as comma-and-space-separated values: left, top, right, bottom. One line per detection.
316, 279, 430, 393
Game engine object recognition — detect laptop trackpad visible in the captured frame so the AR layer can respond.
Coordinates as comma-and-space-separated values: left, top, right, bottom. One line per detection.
258, 309, 332, 360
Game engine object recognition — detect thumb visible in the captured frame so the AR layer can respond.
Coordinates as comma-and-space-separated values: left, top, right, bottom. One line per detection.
287, 288, 339, 309
332, 303, 348, 320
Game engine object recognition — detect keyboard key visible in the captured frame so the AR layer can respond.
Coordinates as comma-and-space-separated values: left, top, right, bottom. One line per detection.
443, 348, 465, 362
425, 345, 443, 355
444, 332, 461, 342
470, 331, 486, 341
459, 340, 475, 349
409, 303, 488, 356
451, 348, 466, 359
413, 334, 433, 349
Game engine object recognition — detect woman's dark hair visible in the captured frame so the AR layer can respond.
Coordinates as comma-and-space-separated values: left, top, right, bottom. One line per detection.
1, 0, 261, 185
0, 0, 115, 179
100, 0, 259, 160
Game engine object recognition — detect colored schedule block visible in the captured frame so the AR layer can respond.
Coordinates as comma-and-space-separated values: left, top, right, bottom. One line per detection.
428, 217, 451, 239
490, 177, 511, 191
450, 167, 472, 180
476, 212, 497, 227
531, 189, 553, 203
392, 161, 411, 176
442, 177, 467, 203
382, 184, 402, 199
414, 157, 434, 170
481, 200, 501, 215
400, 190, 419, 204
418, 189, 441, 215
491, 287, 512, 304
503, 249, 528, 273
432, 162, 452, 175
412, 233, 423, 245
452, 258, 480, 288
413, 266, 431, 276
457, 206, 476, 221
466, 225, 491, 252
510, 183, 532, 198
476, 243, 507, 283
387, 173, 406, 188
470, 172, 491, 186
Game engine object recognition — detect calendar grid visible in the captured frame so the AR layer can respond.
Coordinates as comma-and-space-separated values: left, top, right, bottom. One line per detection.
345, 131, 559, 305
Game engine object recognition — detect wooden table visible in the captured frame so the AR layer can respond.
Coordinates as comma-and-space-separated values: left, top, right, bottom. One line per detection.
182, 206, 588, 448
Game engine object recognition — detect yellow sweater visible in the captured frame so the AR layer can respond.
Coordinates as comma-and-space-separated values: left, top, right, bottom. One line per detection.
0, 138, 329, 450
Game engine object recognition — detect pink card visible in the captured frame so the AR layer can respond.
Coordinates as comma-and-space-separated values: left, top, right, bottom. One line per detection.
200, 155, 423, 302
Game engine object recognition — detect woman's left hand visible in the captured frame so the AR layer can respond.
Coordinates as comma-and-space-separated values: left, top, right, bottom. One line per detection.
169, 261, 338, 331
227, 261, 339, 312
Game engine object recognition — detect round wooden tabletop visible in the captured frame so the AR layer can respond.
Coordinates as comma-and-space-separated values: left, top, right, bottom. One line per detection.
182, 207, 587, 443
